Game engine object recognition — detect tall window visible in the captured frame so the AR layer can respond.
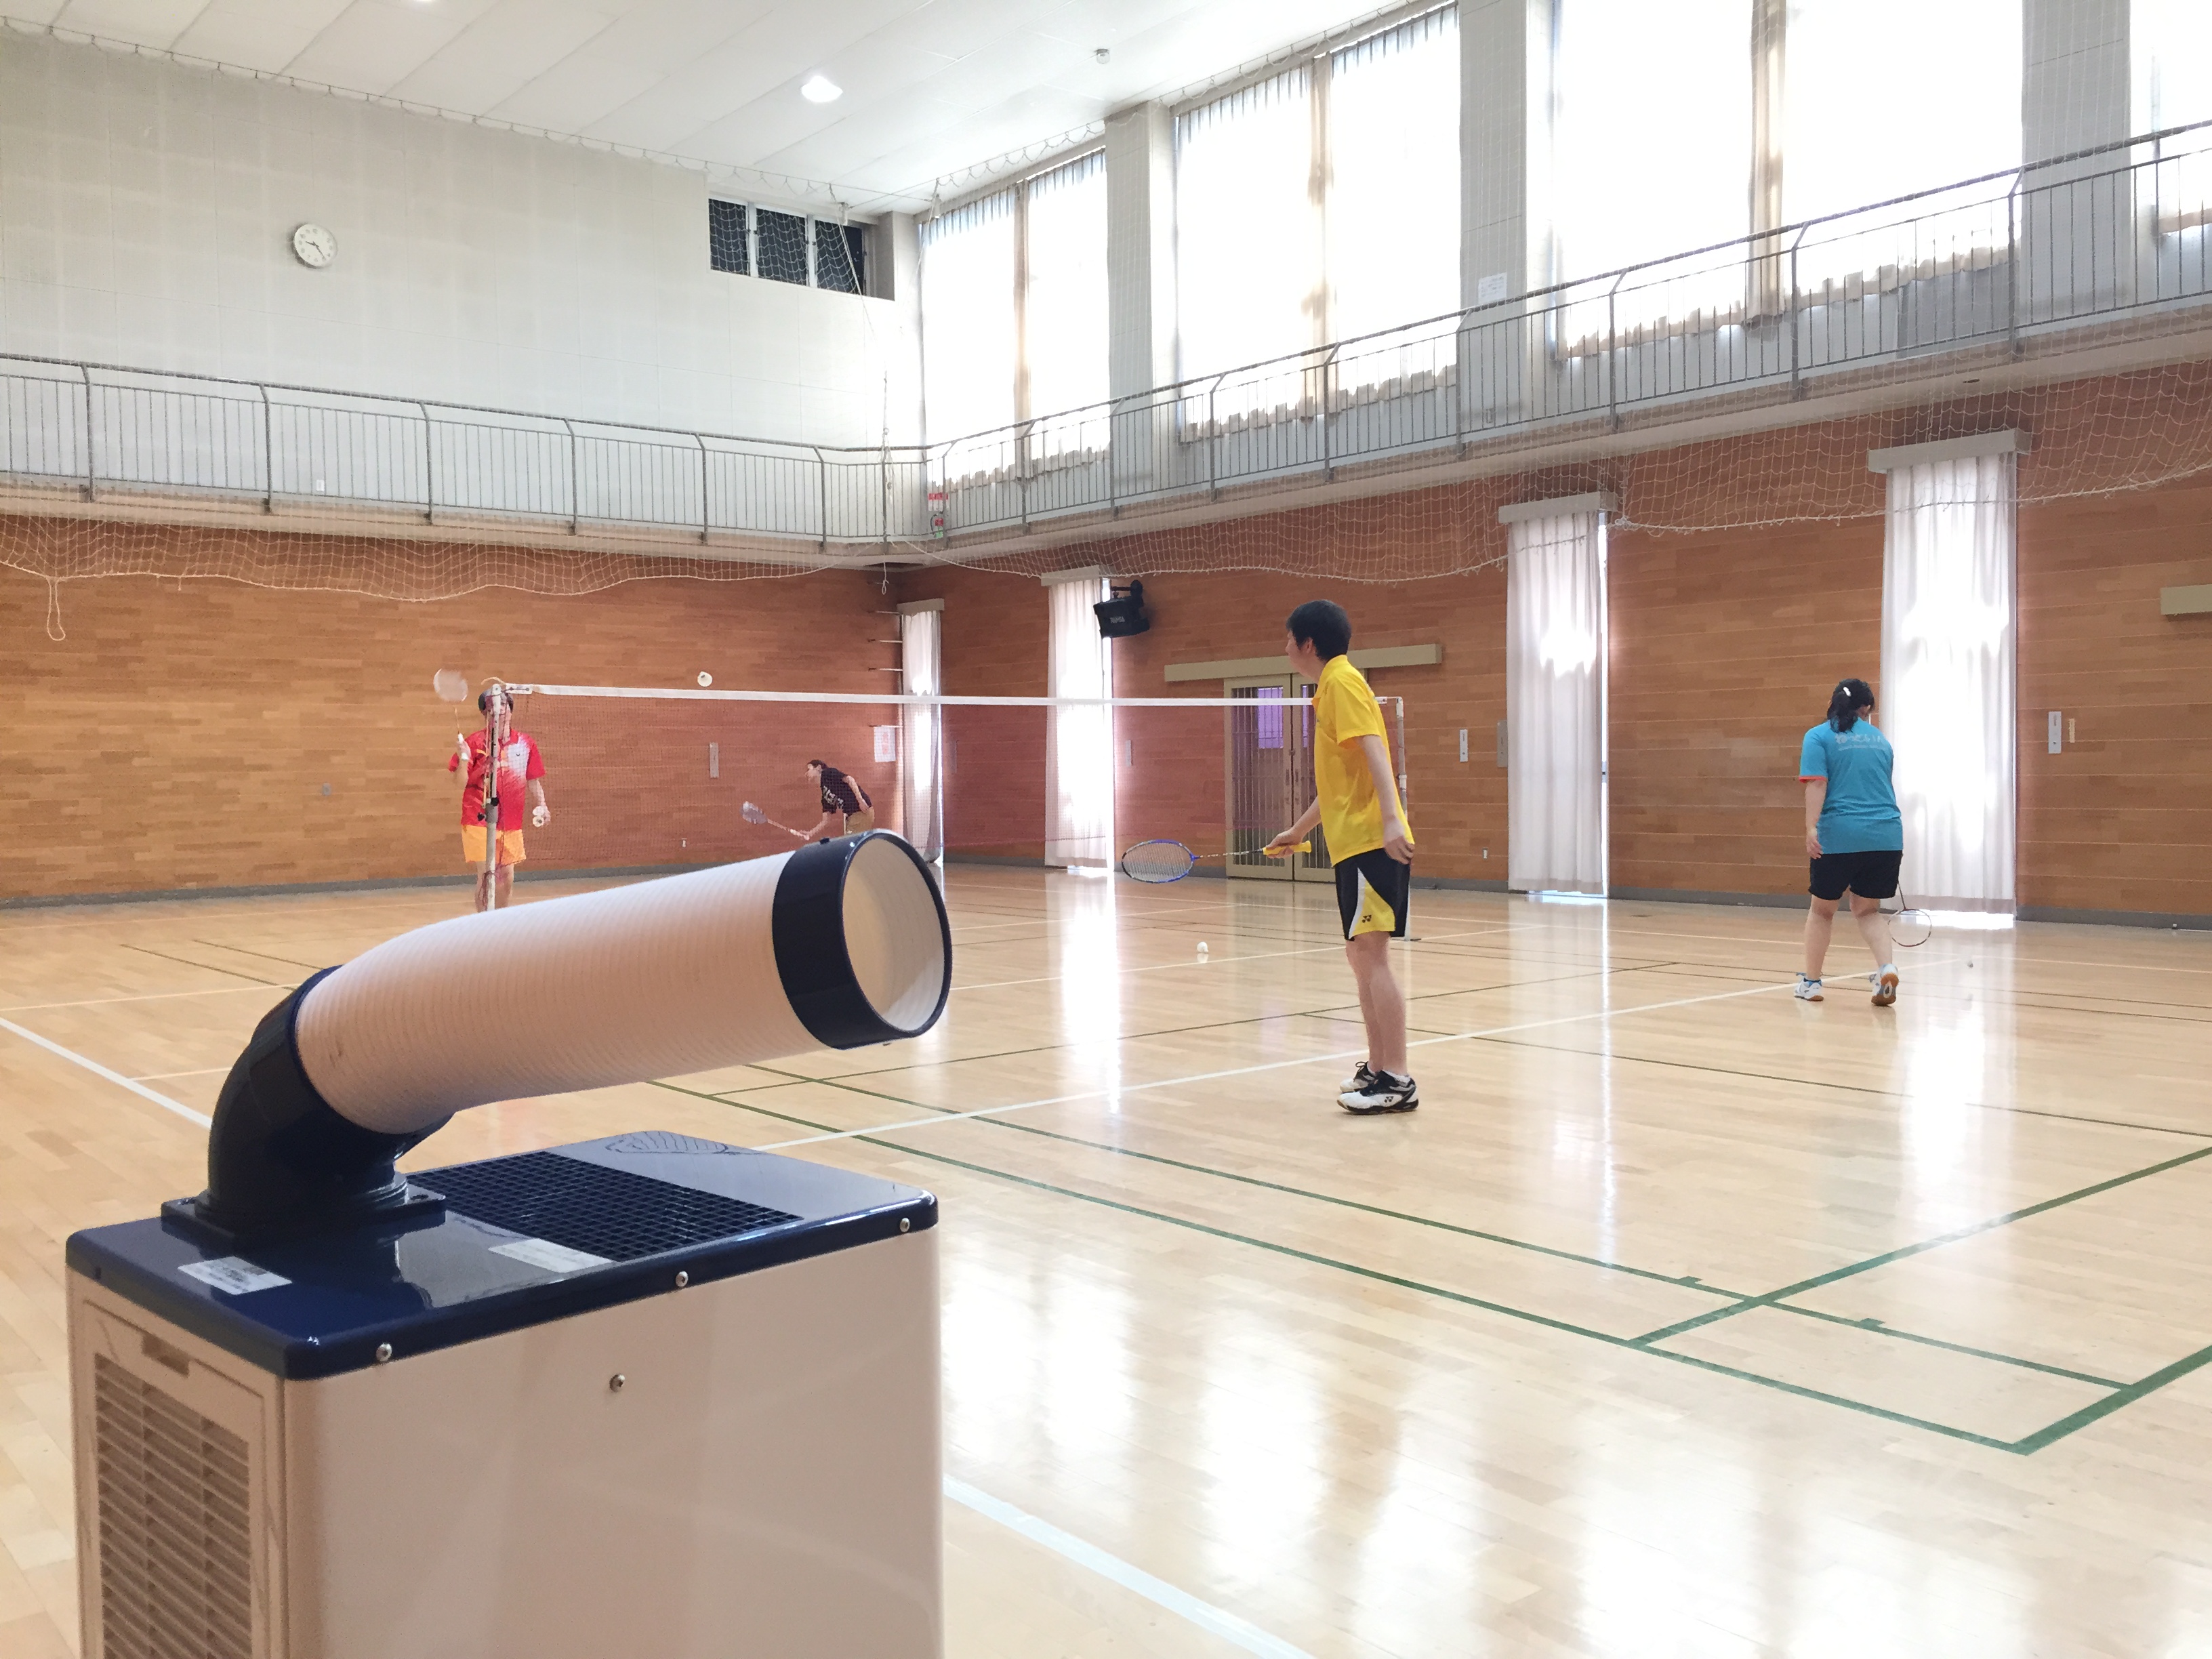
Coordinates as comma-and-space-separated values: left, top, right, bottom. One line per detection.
2136, 0, 2212, 234
1176, 7, 1463, 415
920, 190, 1018, 456
1175, 66, 1317, 400
1023, 152, 1111, 455
1553, 0, 1751, 313
1784, 0, 2020, 277
920, 153, 1108, 461
1328, 8, 1462, 375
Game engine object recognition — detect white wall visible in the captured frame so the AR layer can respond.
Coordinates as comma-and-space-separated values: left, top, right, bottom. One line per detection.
0, 30, 921, 449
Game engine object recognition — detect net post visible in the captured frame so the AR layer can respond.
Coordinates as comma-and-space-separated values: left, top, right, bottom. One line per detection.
480, 680, 504, 907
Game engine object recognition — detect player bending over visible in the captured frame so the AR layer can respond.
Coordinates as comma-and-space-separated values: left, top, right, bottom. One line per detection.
1797, 677, 1901, 1006
1267, 600, 1419, 1114
794, 760, 875, 842
449, 687, 550, 913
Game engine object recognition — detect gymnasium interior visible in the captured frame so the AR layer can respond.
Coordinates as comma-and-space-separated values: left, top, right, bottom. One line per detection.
4, 0, 2212, 1654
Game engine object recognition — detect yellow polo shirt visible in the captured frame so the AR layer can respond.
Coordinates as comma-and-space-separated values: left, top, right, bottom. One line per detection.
1312, 655, 1411, 860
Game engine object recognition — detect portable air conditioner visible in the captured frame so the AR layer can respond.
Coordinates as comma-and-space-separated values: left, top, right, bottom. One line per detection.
68, 1131, 941, 1658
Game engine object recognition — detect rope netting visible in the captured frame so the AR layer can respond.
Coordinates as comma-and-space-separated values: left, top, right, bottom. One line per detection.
0, 523, 820, 640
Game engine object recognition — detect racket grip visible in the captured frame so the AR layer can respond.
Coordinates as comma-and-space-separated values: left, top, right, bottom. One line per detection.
1263, 842, 1312, 857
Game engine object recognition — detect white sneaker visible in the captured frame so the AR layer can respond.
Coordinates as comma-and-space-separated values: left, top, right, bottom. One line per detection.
1339, 1070, 1418, 1114
1795, 975, 1824, 1002
1871, 964, 1899, 1006
1340, 1061, 1376, 1094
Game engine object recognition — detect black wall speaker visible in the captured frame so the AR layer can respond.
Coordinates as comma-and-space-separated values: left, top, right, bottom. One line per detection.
1094, 579, 1150, 638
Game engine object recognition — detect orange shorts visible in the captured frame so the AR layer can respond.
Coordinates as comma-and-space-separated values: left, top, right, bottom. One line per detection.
462, 826, 527, 867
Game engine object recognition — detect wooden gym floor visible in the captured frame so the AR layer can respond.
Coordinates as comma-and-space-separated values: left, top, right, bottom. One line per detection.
4, 866, 2212, 1658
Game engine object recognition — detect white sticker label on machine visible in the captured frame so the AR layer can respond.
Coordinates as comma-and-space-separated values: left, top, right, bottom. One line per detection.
491, 1237, 611, 1274
180, 1257, 291, 1295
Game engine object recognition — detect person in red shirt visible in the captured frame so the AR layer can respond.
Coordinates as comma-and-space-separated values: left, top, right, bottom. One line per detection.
447, 686, 550, 912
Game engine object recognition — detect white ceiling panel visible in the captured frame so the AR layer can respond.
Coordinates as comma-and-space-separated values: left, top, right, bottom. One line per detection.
171, 0, 357, 73
8, 0, 1417, 209
282, 0, 512, 96
387, 0, 626, 112
49, 0, 192, 43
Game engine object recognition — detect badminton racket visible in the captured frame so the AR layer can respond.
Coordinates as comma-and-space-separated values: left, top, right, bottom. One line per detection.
1885, 889, 1932, 949
432, 668, 469, 702
1120, 840, 1309, 884
741, 800, 806, 838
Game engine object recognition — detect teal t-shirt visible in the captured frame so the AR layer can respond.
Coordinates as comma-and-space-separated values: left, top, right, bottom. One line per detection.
1798, 720, 1902, 854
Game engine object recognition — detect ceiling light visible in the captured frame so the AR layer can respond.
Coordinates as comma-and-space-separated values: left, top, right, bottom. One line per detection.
800, 75, 842, 104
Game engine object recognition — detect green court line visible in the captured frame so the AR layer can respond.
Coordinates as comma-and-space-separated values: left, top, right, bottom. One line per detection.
1768, 1303, 2129, 1390
1469, 1034, 2212, 1143
762, 962, 1627, 1092
117, 942, 286, 987
764, 1070, 1757, 1300
192, 939, 325, 971
712, 1065, 2125, 1398
662, 1073, 2169, 1451
835, 1129, 2024, 1454
2009, 1336, 2212, 1452
1633, 1143, 2212, 1347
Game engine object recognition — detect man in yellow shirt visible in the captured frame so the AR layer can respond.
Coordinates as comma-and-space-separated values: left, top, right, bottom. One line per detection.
1266, 600, 1417, 1114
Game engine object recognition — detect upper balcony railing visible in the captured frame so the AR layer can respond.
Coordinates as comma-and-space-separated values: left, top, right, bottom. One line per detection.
2, 119, 2208, 554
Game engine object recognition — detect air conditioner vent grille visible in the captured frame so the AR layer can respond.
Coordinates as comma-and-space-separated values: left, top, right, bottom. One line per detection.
428, 1149, 798, 1261
92, 1353, 253, 1659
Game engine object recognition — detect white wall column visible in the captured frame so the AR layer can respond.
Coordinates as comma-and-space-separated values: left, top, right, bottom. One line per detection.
1459, 0, 1549, 429
1103, 102, 1177, 499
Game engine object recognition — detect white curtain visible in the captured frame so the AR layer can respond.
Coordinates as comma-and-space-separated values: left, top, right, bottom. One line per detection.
1046, 576, 1114, 867
1507, 513, 1607, 894
1025, 151, 1110, 457
1553, 0, 1751, 322
1881, 454, 2016, 912
1328, 8, 1460, 386
899, 607, 943, 861
1175, 66, 1315, 415
921, 189, 1018, 467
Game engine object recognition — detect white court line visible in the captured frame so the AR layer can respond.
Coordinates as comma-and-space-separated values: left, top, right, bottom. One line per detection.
943, 1477, 1314, 1659
0, 1017, 213, 1127
0, 983, 293, 1015
951, 925, 1511, 995
130, 1066, 230, 1082
760, 977, 1794, 1150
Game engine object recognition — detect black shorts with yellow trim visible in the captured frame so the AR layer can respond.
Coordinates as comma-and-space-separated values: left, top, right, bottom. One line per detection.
1334, 847, 1412, 941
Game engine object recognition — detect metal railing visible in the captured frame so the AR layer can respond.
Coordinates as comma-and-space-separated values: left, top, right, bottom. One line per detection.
0, 363, 935, 548
3, 121, 2208, 552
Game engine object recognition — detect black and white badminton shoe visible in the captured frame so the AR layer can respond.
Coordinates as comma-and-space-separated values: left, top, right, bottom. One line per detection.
1338, 1069, 1418, 1114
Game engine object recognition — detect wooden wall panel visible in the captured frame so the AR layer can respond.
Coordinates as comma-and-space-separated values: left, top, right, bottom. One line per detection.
895, 566, 1050, 860
1607, 515, 1885, 899
2018, 475, 2212, 916
0, 525, 890, 899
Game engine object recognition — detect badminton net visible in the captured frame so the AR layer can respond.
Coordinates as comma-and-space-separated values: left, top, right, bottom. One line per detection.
493, 682, 1410, 881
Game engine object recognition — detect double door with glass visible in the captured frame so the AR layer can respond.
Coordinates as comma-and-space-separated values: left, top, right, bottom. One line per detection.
1225, 677, 1332, 881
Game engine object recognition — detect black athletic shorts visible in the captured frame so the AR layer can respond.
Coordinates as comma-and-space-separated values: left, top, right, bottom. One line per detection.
1334, 846, 1412, 941
1809, 848, 1902, 902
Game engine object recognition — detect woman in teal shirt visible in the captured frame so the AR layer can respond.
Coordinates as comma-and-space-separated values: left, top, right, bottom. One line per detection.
1797, 678, 1902, 1006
